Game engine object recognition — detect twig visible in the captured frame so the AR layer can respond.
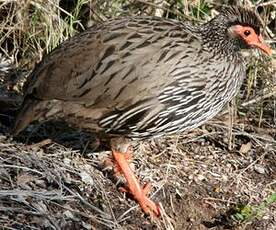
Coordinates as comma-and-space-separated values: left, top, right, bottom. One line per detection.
52, 201, 115, 229
203, 197, 236, 204
62, 185, 111, 219
0, 189, 73, 201
241, 86, 276, 107
237, 152, 267, 176
28, 139, 53, 148
133, 0, 197, 21
0, 164, 44, 175
257, 1, 276, 7
0, 206, 43, 215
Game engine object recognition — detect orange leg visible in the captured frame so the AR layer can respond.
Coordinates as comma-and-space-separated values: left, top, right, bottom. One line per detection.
112, 150, 160, 217
103, 151, 133, 176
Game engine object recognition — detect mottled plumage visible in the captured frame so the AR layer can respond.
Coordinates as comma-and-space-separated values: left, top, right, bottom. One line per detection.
12, 5, 271, 217
14, 6, 267, 139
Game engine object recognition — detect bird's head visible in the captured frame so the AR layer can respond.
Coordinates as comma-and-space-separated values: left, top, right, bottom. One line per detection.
205, 6, 272, 56
228, 24, 271, 55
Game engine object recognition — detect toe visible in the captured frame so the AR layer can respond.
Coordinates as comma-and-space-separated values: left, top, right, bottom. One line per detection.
140, 196, 160, 217
142, 182, 152, 195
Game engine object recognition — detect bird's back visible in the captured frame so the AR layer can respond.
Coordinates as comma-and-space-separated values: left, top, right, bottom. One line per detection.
13, 16, 244, 138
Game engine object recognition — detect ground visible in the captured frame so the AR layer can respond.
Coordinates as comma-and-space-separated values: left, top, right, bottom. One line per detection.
0, 111, 275, 229
0, 0, 275, 229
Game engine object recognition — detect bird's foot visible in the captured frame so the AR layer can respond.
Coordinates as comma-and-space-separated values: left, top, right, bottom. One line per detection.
119, 181, 160, 217
112, 149, 160, 217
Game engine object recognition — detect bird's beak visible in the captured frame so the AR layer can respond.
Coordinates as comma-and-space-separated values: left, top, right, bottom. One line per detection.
248, 35, 272, 56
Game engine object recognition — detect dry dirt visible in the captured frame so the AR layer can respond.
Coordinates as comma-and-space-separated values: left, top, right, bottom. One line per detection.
0, 109, 275, 229
0, 1, 275, 229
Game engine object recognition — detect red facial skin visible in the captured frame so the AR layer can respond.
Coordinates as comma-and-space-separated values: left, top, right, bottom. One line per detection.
232, 25, 272, 56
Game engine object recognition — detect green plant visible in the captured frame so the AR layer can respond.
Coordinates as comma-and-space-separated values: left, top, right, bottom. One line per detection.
232, 193, 276, 223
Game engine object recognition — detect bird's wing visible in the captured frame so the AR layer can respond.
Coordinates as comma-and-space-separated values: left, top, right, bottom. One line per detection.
25, 17, 202, 111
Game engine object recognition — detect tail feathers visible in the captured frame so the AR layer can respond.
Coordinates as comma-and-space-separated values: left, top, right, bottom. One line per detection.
12, 97, 40, 135
12, 97, 63, 136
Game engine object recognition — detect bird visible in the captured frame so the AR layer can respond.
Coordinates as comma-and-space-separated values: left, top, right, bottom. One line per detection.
12, 6, 271, 217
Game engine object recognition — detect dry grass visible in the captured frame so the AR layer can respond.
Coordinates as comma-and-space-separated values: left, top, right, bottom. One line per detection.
0, 0, 275, 229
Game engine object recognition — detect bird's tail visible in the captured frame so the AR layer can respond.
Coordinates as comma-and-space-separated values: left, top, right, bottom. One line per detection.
12, 96, 40, 135
12, 96, 63, 135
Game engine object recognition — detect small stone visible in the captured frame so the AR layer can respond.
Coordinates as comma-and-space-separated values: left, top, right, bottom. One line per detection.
226, 163, 231, 168
82, 222, 92, 230
63, 158, 71, 166
197, 174, 205, 181
254, 164, 266, 174
80, 171, 94, 185
63, 210, 74, 219
239, 142, 251, 154
222, 175, 228, 181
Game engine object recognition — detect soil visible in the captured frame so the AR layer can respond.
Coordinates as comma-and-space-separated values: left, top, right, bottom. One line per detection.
0, 112, 275, 229
0, 2, 275, 228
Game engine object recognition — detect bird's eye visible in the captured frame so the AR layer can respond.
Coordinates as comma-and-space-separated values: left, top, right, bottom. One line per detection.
244, 30, 251, 36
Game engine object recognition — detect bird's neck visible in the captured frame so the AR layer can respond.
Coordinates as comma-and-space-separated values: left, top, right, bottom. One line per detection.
199, 22, 242, 58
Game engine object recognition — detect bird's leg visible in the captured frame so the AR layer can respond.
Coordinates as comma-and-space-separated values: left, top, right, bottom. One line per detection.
111, 138, 160, 217
103, 150, 133, 176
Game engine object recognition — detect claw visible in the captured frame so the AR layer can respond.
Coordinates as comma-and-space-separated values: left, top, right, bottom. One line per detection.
112, 150, 160, 217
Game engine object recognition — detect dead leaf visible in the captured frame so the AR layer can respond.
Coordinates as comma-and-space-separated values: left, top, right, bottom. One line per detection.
17, 173, 35, 186
239, 142, 252, 154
